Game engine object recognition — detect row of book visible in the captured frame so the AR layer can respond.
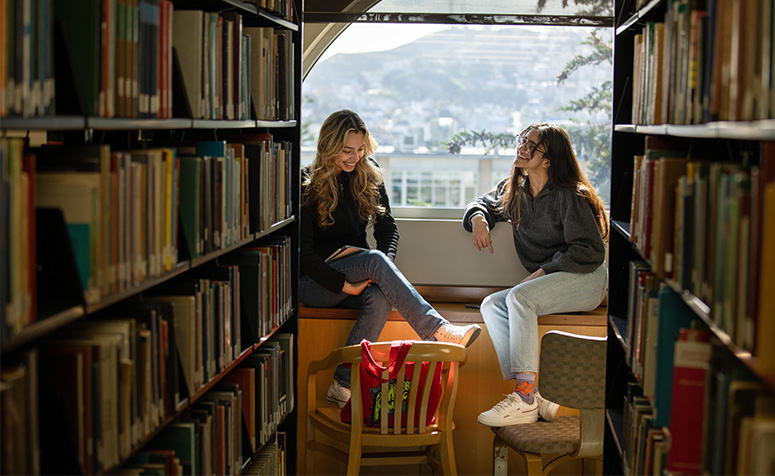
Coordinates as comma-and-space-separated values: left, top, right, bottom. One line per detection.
630, 0, 775, 125
1, 0, 296, 121
628, 137, 775, 370
621, 297, 775, 475
174, 9, 295, 121
0, 0, 55, 117
0, 278, 294, 474
246, 0, 294, 22
117, 437, 286, 476
0, 134, 293, 343
221, 238, 295, 346
117, 335, 293, 476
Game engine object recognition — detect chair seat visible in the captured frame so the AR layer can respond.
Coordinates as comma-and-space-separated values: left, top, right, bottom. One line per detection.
492, 415, 580, 455
313, 406, 443, 435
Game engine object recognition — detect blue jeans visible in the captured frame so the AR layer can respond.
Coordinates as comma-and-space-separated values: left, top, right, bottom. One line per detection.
299, 250, 449, 387
481, 262, 608, 380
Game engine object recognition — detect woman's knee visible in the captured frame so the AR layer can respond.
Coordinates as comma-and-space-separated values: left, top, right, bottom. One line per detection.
362, 285, 393, 315
363, 249, 391, 268
481, 293, 498, 315
507, 287, 537, 314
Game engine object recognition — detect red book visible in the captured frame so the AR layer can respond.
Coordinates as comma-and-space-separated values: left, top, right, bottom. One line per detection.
665, 328, 712, 474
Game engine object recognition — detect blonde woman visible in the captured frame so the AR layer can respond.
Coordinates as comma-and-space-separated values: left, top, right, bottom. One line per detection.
464, 123, 608, 427
301, 110, 481, 408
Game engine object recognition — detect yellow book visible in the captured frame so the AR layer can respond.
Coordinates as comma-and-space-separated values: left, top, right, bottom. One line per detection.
756, 182, 775, 373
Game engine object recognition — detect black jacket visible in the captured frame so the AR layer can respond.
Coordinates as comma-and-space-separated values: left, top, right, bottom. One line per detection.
300, 159, 399, 293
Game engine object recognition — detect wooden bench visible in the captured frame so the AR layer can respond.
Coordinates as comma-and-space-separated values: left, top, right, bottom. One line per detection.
298, 285, 608, 327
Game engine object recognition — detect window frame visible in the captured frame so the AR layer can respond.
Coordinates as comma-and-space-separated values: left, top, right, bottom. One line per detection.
302, 3, 615, 219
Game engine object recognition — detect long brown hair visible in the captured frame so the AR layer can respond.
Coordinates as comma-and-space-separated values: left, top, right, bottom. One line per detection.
498, 123, 609, 239
302, 110, 385, 227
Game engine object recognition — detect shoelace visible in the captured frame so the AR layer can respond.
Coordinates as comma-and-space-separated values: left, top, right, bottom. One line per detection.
492, 393, 522, 413
439, 325, 468, 338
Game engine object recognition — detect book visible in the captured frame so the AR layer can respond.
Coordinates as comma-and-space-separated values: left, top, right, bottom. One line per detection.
653, 286, 697, 428
172, 10, 203, 118
324, 245, 369, 264
651, 157, 687, 278
665, 328, 712, 475
269, 332, 295, 413
756, 182, 775, 373
178, 156, 202, 259
35, 172, 102, 303
147, 421, 197, 476
144, 295, 198, 400
219, 249, 270, 346
53, 0, 101, 115
738, 416, 775, 475
219, 367, 256, 452
724, 378, 763, 473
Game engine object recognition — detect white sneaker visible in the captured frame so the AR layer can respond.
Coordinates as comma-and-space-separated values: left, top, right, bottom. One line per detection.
434, 323, 481, 347
535, 392, 559, 421
477, 392, 539, 427
326, 380, 351, 409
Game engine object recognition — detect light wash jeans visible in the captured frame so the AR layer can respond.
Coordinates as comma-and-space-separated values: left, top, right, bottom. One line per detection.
482, 262, 608, 380
299, 250, 450, 387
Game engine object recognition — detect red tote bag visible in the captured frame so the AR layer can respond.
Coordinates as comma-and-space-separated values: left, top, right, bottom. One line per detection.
341, 340, 443, 427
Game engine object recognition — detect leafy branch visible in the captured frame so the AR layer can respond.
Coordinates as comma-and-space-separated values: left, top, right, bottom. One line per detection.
443, 130, 515, 155
557, 30, 612, 84
561, 81, 613, 113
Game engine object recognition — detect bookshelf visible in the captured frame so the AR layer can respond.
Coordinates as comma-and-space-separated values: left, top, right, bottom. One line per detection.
606, 0, 775, 474
0, 0, 301, 474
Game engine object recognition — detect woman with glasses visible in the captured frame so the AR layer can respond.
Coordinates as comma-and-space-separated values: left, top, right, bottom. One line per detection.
462, 123, 609, 427
301, 109, 482, 409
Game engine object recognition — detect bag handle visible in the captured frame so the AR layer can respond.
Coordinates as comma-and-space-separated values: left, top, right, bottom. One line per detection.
360, 339, 413, 383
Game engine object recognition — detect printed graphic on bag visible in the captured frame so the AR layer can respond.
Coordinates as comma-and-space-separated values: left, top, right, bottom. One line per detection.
367, 379, 411, 427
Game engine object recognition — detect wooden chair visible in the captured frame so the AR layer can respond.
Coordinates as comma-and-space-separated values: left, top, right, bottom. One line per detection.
306, 341, 468, 475
491, 330, 607, 476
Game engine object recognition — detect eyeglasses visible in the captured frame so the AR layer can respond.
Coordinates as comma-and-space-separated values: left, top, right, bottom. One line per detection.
516, 132, 545, 159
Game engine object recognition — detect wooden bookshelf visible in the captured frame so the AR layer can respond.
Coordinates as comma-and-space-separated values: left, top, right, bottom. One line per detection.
606, 0, 775, 474
0, 0, 301, 474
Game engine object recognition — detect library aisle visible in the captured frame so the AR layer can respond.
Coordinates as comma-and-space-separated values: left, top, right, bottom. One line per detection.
605, 0, 775, 474
0, 0, 302, 474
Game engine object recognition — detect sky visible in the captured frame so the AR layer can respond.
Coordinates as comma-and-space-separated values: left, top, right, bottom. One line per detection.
318, 23, 447, 62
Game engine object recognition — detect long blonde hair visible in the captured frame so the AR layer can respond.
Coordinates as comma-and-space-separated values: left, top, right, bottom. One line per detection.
302, 110, 385, 228
498, 123, 609, 239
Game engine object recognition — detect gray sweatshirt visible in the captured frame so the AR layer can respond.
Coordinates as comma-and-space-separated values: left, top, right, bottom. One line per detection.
463, 178, 605, 274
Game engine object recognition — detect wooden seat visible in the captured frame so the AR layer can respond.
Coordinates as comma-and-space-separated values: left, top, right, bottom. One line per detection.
491, 330, 607, 476
306, 341, 468, 475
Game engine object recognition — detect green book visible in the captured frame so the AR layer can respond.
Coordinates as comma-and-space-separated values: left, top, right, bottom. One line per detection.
148, 421, 197, 476
53, 0, 101, 116
178, 156, 202, 258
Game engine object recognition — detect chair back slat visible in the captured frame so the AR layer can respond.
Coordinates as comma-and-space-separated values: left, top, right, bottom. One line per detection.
538, 331, 607, 410
379, 370, 391, 434
393, 366, 406, 434
350, 361, 364, 429
418, 360, 439, 434
406, 361, 421, 434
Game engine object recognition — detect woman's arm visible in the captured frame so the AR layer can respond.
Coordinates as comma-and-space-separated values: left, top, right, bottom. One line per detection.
300, 200, 348, 294
372, 181, 399, 261
462, 178, 507, 232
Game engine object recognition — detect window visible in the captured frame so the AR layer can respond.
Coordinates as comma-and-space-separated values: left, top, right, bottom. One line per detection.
302, 2, 613, 217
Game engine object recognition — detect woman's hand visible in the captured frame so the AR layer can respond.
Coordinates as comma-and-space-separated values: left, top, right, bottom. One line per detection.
520, 268, 546, 284
342, 279, 374, 295
471, 214, 494, 254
